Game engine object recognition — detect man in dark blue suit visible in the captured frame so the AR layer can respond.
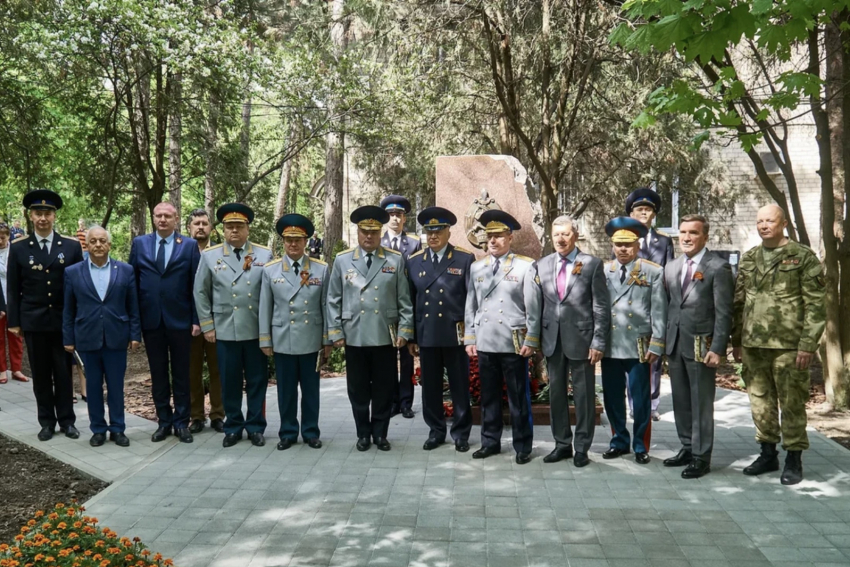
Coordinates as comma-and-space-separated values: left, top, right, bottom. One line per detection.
626, 187, 675, 421
380, 194, 421, 418
406, 207, 474, 452
129, 202, 201, 443
63, 226, 141, 447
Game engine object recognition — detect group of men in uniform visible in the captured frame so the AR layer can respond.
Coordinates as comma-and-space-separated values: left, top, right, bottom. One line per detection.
11, 186, 825, 485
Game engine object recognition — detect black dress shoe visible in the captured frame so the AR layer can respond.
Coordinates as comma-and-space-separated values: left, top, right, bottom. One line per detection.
543, 447, 573, 463
277, 438, 293, 450
682, 458, 710, 479
151, 426, 172, 442
455, 440, 470, 453
248, 432, 265, 447
515, 453, 531, 465
188, 419, 205, 434
223, 433, 241, 448
574, 452, 590, 468
305, 438, 322, 449
423, 438, 444, 450
210, 419, 225, 433
663, 448, 693, 467
60, 425, 80, 439
356, 437, 371, 451
175, 428, 193, 443
602, 447, 630, 459
635, 452, 651, 465
90, 433, 106, 447
37, 426, 55, 441
472, 445, 500, 459
110, 432, 130, 447
402, 408, 415, 419
375, 438, 391, 451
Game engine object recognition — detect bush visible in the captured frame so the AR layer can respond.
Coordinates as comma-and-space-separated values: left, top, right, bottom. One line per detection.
0, 503, 175, 567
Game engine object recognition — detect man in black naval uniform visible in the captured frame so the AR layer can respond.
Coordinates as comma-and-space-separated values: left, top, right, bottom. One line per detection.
626, 187, 674, 421
406, 207, 474, 452
8, 189, 84, 440
380, 194, 422, 418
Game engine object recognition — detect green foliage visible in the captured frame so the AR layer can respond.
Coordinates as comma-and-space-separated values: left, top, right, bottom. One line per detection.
325, 346, 346, 374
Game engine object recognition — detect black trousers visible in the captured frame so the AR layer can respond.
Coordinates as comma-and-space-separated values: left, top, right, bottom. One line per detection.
420, 346, 471, 443
345, 344, 396, 440
142, 324, 192, 429
393, 345, 415, 410
478, 351, 533, 454
25, 331, 75, 429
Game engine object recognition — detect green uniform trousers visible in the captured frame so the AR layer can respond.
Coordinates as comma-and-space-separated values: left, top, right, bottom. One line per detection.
742, 347, 809, 451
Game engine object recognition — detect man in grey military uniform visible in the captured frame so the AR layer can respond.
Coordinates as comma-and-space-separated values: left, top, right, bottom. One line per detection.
327, 205, 414, 452
464, 210, 542, 464
663, 214, 734, 479
600, 217, 667, 464
194, 203, 273, 448
260, 214, 330, 451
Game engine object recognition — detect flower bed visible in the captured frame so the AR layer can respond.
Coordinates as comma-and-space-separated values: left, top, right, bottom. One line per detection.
1, 503, 175, 567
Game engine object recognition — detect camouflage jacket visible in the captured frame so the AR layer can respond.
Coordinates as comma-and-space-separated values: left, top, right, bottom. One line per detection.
731, 240, 825, 352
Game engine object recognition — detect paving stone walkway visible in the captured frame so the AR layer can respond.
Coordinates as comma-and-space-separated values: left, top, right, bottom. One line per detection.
2, 376, 850, 567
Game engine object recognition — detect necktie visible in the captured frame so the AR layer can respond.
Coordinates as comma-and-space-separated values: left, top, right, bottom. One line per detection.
392, 237, 399, 251
366, 253, 373, 270
682, 258, 694, 293
40, 238, 48, 252
620, 265, 627, 284
292, 260, 300, 273
432, 253, 438, 266
557, 257, 568, 301
156, 238, 166, 272
234, 247, 243, 261
492, 257, 500, 276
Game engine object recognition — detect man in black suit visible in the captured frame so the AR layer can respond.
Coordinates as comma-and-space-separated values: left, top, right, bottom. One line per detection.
380, 194, 421, 418
406, 207, 474, 452
626, 187, 674, 421
129, 202, 201, 443
7, 189, 84, 441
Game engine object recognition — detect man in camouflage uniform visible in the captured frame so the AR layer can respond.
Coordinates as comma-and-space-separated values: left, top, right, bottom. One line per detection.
732, 204, 825, 485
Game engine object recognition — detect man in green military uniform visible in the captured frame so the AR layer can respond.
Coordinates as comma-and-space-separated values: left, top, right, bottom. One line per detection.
732, 204, 826, 485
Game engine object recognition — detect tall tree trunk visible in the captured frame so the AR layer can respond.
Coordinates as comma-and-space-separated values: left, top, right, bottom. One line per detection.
323, 0, 348, 262
269, 122, 298, 248
168, 72, 182, 220
237, 41, 254, 202
128, 56, 151, 236
204, 91, 219, 219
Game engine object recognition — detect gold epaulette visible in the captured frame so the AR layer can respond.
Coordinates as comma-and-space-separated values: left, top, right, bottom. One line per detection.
252, 243, 270, 250
642, 259, 661, 268
656, 230, 671, 238
384, 247, 401, 255
264, 258, 282, 267
453, 247, 474, 255
473, 257, 489, 265
203, 244, 223, 253
409, 250, 425, 260
513, 254, 534, 262
310, 258, 328, 266
11, 235, 28, 244
338, 247, 356, 256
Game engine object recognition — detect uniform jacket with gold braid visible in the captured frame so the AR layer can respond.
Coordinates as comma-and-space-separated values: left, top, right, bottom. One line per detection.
603, 258, 667, 359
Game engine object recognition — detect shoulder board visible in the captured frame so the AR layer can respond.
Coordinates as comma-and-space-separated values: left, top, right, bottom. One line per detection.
252, 243, 270, 250
310, 258, 327, 266
473, 257, 489, 265
453, 247, 474, 255
203, 244, 223, 253
409, 249, 425, 260
338, 247, 356, 256
384, 247, 401, 255
11, 235, 28, 244
513, 254, 534, 262
642, 259, 661, 268
655, 230, 671, 238
264, 258, 282, 267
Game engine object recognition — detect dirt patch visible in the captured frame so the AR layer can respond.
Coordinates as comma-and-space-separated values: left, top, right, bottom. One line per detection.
0, 433, 107, 543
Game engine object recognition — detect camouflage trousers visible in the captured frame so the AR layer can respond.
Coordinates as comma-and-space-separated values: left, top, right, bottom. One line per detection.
741, 348, 809, 451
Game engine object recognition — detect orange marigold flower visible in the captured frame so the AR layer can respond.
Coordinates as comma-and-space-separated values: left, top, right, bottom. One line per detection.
100, 560, 110, 567
48, 513, 59, 520
66, 509, 75, 515
163, 559, 174, 566
13, 537, 23, 542
55, 504, 65, 509
141, 550, 150, 557
19, 527, 29, 534
26, 520, 35, 527
153, 553, 162, 561
44, 557, 54, 563
68, 533, 78, 540
34, 512, 44, 518
84, 550, 93, 556
93, 554, 102, 561
95, 541, 105, 548
56, 523, 66, 530
73, 522, 82, 529
125, 555, 134, 562
133, 537, 141, 543
33, 556, 43, 562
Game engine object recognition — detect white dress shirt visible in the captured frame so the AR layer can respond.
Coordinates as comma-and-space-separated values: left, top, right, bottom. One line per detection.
681, 247, 708, 287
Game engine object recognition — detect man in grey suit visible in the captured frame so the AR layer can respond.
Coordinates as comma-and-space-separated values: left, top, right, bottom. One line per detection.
327, 205, 414, 452
600, 217, 667, 464
194, 203, 274, 448
663, 214, 733, 478
260, 214, 330, 451
538, 216, 609, 468
464, 210, 542, 464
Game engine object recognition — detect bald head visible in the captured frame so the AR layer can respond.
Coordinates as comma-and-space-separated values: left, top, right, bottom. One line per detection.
756, 204, 788, 247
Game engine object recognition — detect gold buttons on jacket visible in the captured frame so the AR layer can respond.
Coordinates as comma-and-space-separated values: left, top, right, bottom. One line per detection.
425, 302, 429, 306
627, 325, 632, 330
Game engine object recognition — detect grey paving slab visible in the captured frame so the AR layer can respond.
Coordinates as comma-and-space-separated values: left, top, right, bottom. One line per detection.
4, 375, 850, 567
